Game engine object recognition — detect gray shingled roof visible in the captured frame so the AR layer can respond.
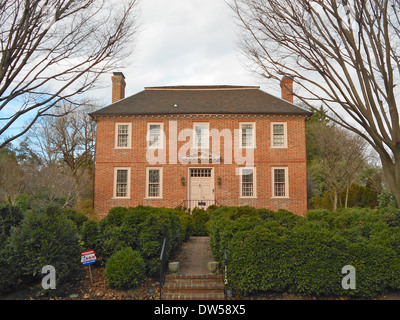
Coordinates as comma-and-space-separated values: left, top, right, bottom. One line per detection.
89, 85, 311, 117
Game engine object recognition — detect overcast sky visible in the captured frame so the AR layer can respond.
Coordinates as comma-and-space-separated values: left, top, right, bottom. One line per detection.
94, 0, 280, 106
2, 0, 284, 143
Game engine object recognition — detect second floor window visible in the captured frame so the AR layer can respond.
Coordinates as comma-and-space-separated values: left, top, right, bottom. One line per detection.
240, 122, 255, 148
147, 123, 163, 149
193, 123, 209, 148
115, 123, 131, 148
271, 123, 287, 148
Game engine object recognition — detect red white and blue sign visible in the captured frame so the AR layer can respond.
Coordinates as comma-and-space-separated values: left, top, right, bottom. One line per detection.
81, 250, 96, 266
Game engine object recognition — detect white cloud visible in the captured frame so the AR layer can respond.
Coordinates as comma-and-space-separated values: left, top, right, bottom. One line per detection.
94, 0, 281, 104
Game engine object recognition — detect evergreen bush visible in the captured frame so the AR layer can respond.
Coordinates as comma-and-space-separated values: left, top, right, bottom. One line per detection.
210, 206, 400, 298
104, 247, 145, 289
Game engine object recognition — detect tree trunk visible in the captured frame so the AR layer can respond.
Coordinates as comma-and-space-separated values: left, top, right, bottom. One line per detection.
72, 172, 82, 204
345, 185, 349, 209
333, 190, 338, 212
380, 154, 400, 208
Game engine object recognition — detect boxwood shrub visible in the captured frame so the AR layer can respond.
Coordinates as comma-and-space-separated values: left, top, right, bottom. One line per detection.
104, 247, 145, 289
81, 206, 192, 278
210, 206, 400, 298
6, 210, 83, 295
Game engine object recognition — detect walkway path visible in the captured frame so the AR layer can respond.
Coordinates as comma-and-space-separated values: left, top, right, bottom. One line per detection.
177, 236, 216, 275
162, 236, 225, 300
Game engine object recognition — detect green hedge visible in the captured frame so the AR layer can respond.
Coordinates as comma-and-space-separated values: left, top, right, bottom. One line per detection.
81, 206, 192, 278
2, 209, 83, 295
210, 206, 400, 298
0, 204, 197, 294
0, 204, 24, 244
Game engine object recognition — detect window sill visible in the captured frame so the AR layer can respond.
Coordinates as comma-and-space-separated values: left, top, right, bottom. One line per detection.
144, 197, 163, 200
113, 147, 132, 150
111, 197, 131, 200
271, 197, 290, 199
270, 146, 288, 149
239, 196, 258, 199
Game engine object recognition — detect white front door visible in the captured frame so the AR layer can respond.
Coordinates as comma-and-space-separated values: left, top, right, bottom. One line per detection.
189, 168, 214, 210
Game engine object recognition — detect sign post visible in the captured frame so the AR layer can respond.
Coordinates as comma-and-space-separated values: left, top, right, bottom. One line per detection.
81, 250, 96, 285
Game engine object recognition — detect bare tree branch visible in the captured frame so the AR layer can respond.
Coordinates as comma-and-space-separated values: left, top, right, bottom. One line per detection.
230, 0, 400, 205
0, 0, 139, 148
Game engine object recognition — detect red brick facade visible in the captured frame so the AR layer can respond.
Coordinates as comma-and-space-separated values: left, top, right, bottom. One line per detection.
93, 113, 309, 217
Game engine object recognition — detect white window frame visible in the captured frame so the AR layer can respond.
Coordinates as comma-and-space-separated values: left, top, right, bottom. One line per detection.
145, 167, 163, 199
271, 167, 289, 198
271, 122, 288, 148
147, 122, 164, 149
239, 122, 256, 148
239, 167, 257, 198
114, 123, 132, 149
113, 167, 131, 199
193, 122, 210, 149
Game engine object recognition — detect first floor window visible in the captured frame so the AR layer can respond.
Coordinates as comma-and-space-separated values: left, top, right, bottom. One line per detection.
240, 167, 255, 197
272, 167, 288, 197
147, 168, 162, 198
114, 168, 130, 198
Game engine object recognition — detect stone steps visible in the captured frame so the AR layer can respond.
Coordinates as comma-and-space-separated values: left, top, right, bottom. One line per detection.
162, 292, 225, 300
162, 273, 225, 300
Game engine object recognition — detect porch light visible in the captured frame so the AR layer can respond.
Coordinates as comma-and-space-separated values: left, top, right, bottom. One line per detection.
217, 177, 222, 186
181, 177, 185, 186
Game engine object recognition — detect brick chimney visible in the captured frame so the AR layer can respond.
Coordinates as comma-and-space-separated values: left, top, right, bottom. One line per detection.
112, 72, 126, 103
280, 76, 294, 103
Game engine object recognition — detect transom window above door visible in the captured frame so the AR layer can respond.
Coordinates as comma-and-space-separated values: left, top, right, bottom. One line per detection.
190, 168, 212, 177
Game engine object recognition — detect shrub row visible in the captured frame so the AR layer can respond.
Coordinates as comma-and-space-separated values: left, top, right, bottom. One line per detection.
0, 204, 201, 294
80, 206, 193, 288
210, 206, 400, 298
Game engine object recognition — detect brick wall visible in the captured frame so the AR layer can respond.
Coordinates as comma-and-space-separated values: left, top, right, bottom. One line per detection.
93, 114, 308, 218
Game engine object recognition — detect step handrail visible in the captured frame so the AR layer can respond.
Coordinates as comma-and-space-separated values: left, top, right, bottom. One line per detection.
224, 249, 228, 300
159, 238, 167, 300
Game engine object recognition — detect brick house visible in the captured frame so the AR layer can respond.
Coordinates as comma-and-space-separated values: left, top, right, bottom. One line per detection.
90, 73, 311, 218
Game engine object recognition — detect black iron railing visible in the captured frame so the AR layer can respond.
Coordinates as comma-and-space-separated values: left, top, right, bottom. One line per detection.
159, 238, 167, 300
176, 199, 223, 210
224, 249, 228, 300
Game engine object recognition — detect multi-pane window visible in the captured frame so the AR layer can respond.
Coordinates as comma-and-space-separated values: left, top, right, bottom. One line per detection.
114, 168, 130, 198
273, 168, 288, 197
147, 123, 163, 148
147, 168, 162, 198
194, 123, 209, 148
190, 168, 212, 177
240, 168, 255, 197
115, 123, 131, 148
240, 123, 255, 148
272, 123, 287, 147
